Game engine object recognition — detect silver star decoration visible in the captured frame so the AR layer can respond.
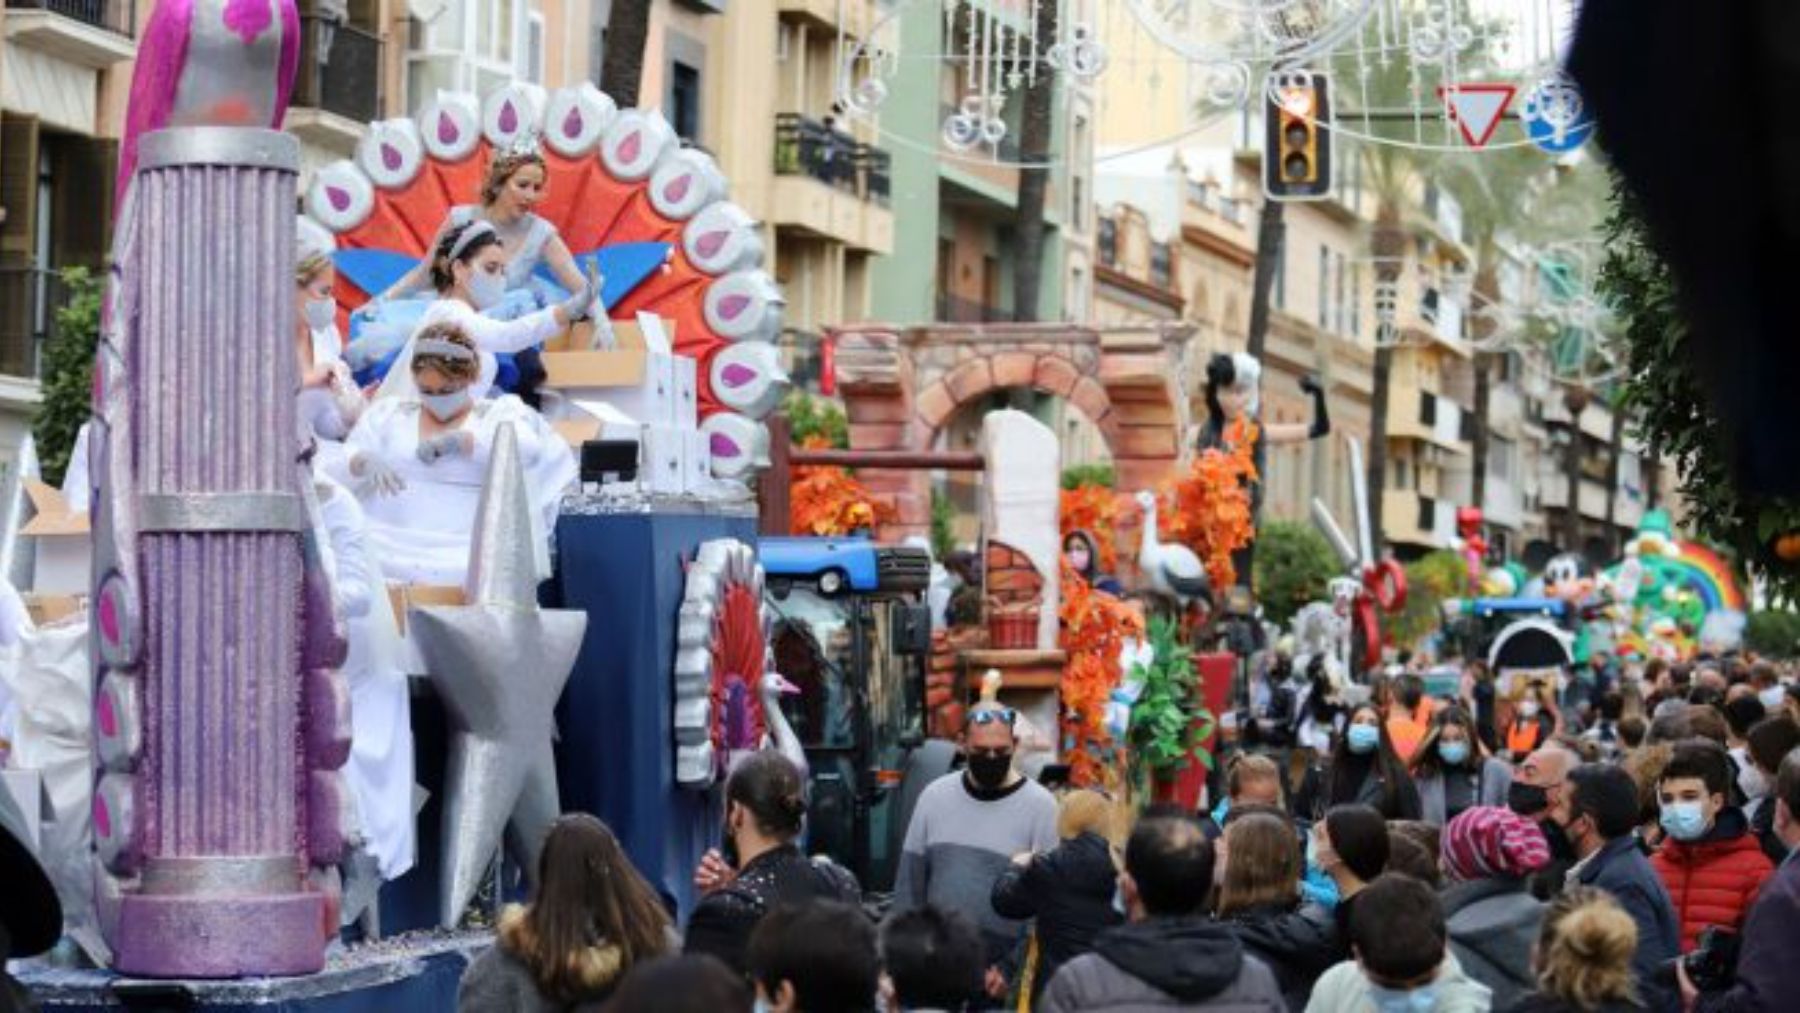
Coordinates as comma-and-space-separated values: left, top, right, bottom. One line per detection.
410, 423, 587, 927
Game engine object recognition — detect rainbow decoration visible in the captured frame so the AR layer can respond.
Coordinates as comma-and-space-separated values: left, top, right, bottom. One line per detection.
1665, 541, 1746, 613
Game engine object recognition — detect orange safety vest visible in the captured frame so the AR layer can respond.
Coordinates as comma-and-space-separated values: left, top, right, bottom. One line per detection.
1507, 716, 1544, 758
1387, 700, 1435, 763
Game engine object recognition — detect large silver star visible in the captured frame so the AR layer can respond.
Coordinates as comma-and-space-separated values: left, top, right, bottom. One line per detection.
409, 423, 586, 927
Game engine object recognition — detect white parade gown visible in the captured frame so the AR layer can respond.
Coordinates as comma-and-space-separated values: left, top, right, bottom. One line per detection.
315, 476, 416, 880
344, 395, 576, 586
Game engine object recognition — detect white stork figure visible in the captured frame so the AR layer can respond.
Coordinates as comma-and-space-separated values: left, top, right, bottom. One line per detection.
1134, 490, 1211, 608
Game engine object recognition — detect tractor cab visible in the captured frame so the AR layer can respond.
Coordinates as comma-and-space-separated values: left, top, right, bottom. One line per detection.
757, 537, 935, 893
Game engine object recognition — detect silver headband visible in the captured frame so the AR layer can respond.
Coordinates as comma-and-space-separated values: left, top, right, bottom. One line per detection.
446, 219, 497, 262
415, 336, 476, 361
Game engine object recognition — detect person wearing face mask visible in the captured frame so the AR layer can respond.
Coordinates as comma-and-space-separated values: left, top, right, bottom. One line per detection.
1556, 764, 1680, 1012
1305, 873, 1492, 1013
894, 706, 1059, 999
1506, 682, 1561, 763
1647, 741, 1774, 953
1683, 748, 1800, 1013
1509, 744, 1581, 897
1295, 704, 1422, 821
1743, 717, 1800, 863
372, 218, 595, 406
684, 752, 860, 975
1412, 706, 1515, 827
343, 323, 577, 585
1438, 807, 1551, 1011
295, 226, 365, 477
1309, 805, 1389, 945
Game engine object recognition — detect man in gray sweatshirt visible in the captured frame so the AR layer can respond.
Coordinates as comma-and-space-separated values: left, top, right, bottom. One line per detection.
893, 705, 1059, 991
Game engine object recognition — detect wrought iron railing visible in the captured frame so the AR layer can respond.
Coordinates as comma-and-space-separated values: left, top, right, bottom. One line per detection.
291, 16, 383, 123
0, 267, 65, 380
772, 114, 893, 208
5, 0, 134, 35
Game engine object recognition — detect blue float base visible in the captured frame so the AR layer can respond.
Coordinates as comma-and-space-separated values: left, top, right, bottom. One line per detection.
18, 934, 487, 1011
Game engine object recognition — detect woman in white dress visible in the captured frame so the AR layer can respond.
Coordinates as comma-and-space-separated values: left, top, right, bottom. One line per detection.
312, 466, 414, 884
373, 219, 593, 406
296, 237, 364, 475
345, 324, 576, 586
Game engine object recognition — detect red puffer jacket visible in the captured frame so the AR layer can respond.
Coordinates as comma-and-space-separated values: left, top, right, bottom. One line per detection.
1651, 807, 1776, 952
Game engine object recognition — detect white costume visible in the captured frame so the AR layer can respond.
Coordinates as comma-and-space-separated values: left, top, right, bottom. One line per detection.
375, 298, 562, 405
61, 421, 91, 514
315, 476, 415, 880
344, 394, 575, 585
299, 325, 362, 477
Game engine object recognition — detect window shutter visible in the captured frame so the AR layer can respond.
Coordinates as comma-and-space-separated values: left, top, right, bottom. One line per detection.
1, 115, 42, 263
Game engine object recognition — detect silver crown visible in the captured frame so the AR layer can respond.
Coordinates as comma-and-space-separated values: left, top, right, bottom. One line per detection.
499, 128, 544, 160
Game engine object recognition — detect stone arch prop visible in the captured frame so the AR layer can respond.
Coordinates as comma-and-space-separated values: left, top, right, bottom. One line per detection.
830, 322, 1193, 539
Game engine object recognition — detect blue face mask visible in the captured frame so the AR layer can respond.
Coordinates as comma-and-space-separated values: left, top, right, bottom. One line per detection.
1347, 724, 1380, 755
1369, 983, 1438, 1013
1660, 800, 1710, 842
1438, 740, 1470, 766
420, 388, 471, 422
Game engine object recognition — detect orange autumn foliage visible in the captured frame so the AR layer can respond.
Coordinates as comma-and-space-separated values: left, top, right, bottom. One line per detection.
1159, 415, 1258, 589
1059, 561, 1144, 787
788, 435, 896, 536
1060, 483, 1121, 574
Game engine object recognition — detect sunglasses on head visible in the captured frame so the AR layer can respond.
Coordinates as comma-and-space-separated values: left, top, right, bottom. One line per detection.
969, 708, 1018, 727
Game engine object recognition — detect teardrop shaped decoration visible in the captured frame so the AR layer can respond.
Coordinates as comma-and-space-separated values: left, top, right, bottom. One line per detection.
482, 83, 548, 149
96, 671, 143, 773
305, 159, 375, 231
710, 342, 791, 418
701, 414, 772, 479
355, 118, 424, 190
703, 270, 785, 342
96, 568, 141, 668
650, 148, 727, 220
544, 83, 616, 157
683, 202, 764, 276
601, 109, 677, 182
417, 92, 482, 161
95, 773, 138, 874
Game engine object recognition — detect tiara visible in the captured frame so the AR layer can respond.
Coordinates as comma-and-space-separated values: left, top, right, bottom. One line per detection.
498, 129, 544, 161
446, 219, 497, 261
416, 336, 476, 361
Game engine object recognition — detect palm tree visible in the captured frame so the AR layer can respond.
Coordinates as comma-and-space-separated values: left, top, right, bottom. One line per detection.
599, 0, 653, 107
1012, 0, 1059, 322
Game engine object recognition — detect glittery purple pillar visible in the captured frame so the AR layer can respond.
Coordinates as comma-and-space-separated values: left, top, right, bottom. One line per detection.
91, 127, 347, 978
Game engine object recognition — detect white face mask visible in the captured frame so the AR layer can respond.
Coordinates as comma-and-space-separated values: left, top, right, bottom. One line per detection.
302, 296, 336, 331
465, 269, 505, 310
1519, 700, 1541, 719
421, 389, 471, 421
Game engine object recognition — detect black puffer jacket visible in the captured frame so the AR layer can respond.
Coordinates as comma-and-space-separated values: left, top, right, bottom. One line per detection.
1217, 902, 1340, 1012
1039, 917, 1286, 1013
683, 844, 860, 973
991, 832, 1124, 988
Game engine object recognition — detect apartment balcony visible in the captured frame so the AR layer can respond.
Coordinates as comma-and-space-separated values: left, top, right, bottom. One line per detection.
937, 102, 1020, 201
284, 16, 383, 151
4, 0, 135, 67
1383, 490, 1457, 550
0, 266, 64, 380
777, 0, 878, 35
936, 293, 1010, 324
770, 113, 894, 254
1484, 474, 1524, 529
1386, 382, 1472, 453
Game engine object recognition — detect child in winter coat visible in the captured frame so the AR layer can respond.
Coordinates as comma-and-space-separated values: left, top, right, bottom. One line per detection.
1648, 741, 1775, 951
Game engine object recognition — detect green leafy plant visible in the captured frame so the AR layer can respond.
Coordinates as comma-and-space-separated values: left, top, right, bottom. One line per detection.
31, 266, 103, 487
1746, 610, 1800, 659
1601, 177, 1800, 604
1060, 463, 1115, 491
1253, 521, 1341, 628
1381, 550, 1467, 652
930, 488, 955, 561
1128, 616, 1215, 793
781, 390, 849, 449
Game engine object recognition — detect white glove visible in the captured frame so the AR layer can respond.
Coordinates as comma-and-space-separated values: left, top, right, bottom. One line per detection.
416, 432, 473, 464
351, 453, 405, 497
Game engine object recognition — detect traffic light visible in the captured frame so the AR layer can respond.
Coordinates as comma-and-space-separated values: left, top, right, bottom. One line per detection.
1264, 72, 1332, 201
